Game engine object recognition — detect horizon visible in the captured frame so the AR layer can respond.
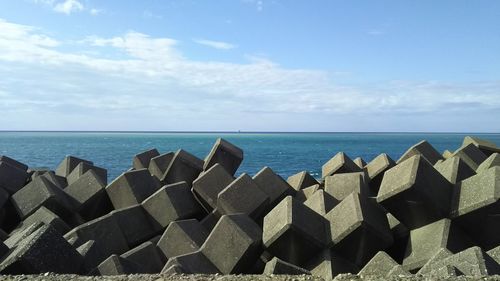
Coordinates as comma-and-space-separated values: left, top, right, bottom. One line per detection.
1, 1, 499, 131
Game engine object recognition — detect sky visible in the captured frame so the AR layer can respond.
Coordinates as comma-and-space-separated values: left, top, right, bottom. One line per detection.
0, 0, 499, 132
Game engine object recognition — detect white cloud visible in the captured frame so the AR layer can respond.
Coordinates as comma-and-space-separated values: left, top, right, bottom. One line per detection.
0, 18, 499, 131
193, 39, 236, 50
90, 8, 103, 16
53, 0, 84, 14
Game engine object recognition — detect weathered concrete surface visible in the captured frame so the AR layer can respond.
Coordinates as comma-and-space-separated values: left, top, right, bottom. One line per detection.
397, 140, 443, 165
204, 138, 244, 176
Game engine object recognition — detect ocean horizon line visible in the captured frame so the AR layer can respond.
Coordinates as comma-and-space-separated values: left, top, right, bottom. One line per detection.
0, 130, 499, 134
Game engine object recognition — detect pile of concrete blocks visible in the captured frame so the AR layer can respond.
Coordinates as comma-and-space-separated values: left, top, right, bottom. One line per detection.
0, 136, 499, 278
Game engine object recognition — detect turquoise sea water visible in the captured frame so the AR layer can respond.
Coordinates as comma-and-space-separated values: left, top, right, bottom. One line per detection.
1, 132, 499, 181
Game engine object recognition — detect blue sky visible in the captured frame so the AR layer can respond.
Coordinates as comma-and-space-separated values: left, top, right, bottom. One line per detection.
0, 0, 499, 132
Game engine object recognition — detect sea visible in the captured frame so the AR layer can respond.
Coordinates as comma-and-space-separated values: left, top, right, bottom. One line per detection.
1, 132, 499, 181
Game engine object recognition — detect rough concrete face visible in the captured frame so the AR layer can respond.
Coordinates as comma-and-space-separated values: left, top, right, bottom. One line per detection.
201, 214, 263, 274
148, 152, 174, 180
385, 213, 410, 264
11, 176, 76, 220
67, 162, 108, 186
111, 204, 157, 248
97, 254, 142, 275
476, 153, 500, 174
463, 136, 500, 156
142, 181, 203, 230
305, 249, 359, 280
353, 157, 366, 169
161, 250, 219, 274
0, 156, 28, 172
161, 149, 204, 186
434, 156, 475, 184
217, 173, 269, 220
264, 257, 311, 275
365, 154, 396, 193
402, 218, 475, 272
120, 241, 165, 273
325, 192, 393, 267
0, 224, 83, 274
286, 171, 319, 191
321, 152, 362, 178
377, 155, 454, 229
39, 171, 67, 189
294, 184, 320, 202
324, 172, 369, 201
192, 163, 234, 211
13, 206, 70, 235
304, 189, 338, 215
253, 167, 296, 207
204, 138, 243, 176
263, 196, 329, 266
417, 248, 454, 275
105, 168, 160, 210
157, 219, 209, 259
450, 166, 500, 249
358, 251, 409, 277
55, 156, 93, 177
132, 148, 160, 170
77, 240, 103, 274
452, 143, 488, 171
397, 140, 443, 165
0, 161, 28, 194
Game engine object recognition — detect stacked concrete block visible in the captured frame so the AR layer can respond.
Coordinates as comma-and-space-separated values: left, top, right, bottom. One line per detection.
142, 181, 203, 231
161, 149, 204, 186
55, 156, 93, 177
0, 156, 28, 172
304, 190, 338, 215
452, 143, 488, 171
217, 173, 269, 221
264, 257, 311, 275
120, 241, 165, 273
204, 138, 243, 176
132, 148, 159, 170
162, 250, 219, 274
77, 240, 104, 274
111, 204, 157, 248
365, 153, 395, 194
201, 214, 262, 274
322, 152, 362, 178
67, 162, 107, 186
353, 157, 366, 169
450, 166, 500, 249
39, 171, 67, 189
325, 192, 393, 267
286, 171, 319, 191
324, 172, 369, 201
192, 163, 234, 211
385, 214, 409, 263
253, 167, 296, 207
377, 154, 454, 229
13, 206, 70, 235
0, 161, 28, 194
305, 249, 359, 279
463, 136, 500, 156
417, 248, 454, 275
434, 156, 475, 184
263, 196, 330, 265
148, 152, 174, 180
295, 184, 320, 202
397, 140, 443, 165
157, 219, 209, 259
443, 150, 454, 159
476, 153, 500, 174
97, 254, 142, 275
105, 168, 160, 209
358, 251, 410, 277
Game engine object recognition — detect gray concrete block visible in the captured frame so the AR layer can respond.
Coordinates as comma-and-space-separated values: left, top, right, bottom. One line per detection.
39, 171, 67, 189
305, 249, 359, 279
97, 254, 143, 275
365, 153, 395, 194
487, 245, 500, 265
263, 196, 329, 265
11, 176, 76, 220
161, 250, 219, 274
192, 163, 234, 211
463, 136, 500, 156
0, 224, 83, 274
434, 156, 475, 184
286, 171, 319, 191
476, 153, 500, 174
148, 152, 174, 180
105, 168, 160, 209
253, 166, 296, 207
402, 218, 474, 272
264, 257, 311, 275
67, 162, 107, 186
161, 149, 204, 186
64, 213, 129, 263
428, 265, 462, 278
452, 143, 488, 171
325, 192, 393, 267
157, 219, 209, 259
132, 148, 159, 170
200, 209, 221, 232
217, 173, 269, 220
304, 190, 338, 215
13, 206, 70, 235
162, 264, 186, 274
294, 184, 320, 202
0, 161, 28, 194
417, 248, 454, 275
65, 170, 112, 221
324, 172, 369, 201
385, 213, 409, 264
55, 156, 93, 177
424, 246, 500, 276
387, 265, 412, 277
397, 140, 443, 165
142, 181, 203, 231
322, 152, 362, 178
4, 222, 44, 249
201, 214, 262, 274
358, 251, 409, 277
377, 155, 454, 229
0, 156, 28, 172
204, 138, 243, 176
111, 204, 157, 248
450, 166, 500, 249
443, 150, 453, 159
77, 240, 104, 274
121, 241, 164, 273
353, 157, 366, 169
